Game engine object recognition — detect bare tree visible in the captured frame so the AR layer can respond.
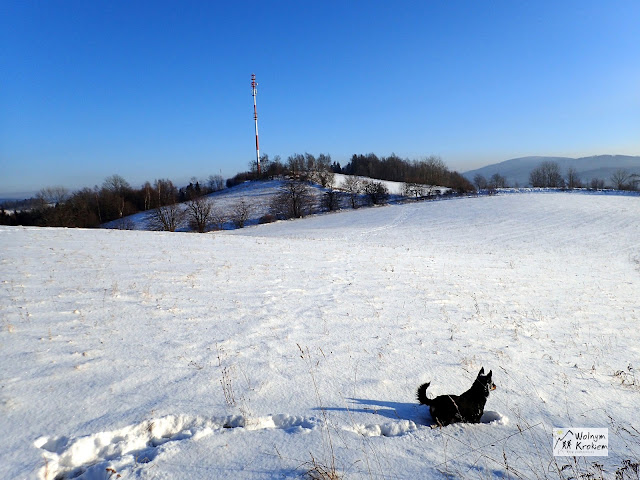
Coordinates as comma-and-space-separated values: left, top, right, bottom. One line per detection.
590, 177, 605, 190
102, 174, 131, 196
529, 161, 564, 187
33, 186, 72, 226
258, 153, 271, 177
287, 153, 306, 179
100, 174, 133, 219
154, 179, 178, 207
304, 152, 316, 173
473, 174, 488, 190
231, 199, 251, 228
149, 203, 185, 232
142, 182, 153, 210
36, 186, 70, 207
611, 169, 631, 190
312, 155, 335, 187
186, 196, 214, 233
210, 208, 227, 230
343, 176, 363, 208
207, 175, 225, 192
316, 169, 335, 188
529, 167, 544, 187
271, 180, 314, 219
321, 187, 340, 211
264, 154, 286, 179
489, 173, 507, 189
420, 156, 448, 185
566, 167, 582, 189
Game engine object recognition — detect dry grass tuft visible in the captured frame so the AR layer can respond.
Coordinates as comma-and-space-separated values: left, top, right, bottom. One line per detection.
303, 454, 342, 480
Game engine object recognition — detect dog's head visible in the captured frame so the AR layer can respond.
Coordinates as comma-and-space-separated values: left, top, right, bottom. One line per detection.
476, 367, 496, 394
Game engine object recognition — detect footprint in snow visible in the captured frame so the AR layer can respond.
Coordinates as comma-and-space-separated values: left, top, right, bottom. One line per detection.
34, 414, 314, 480
34, 410, 508, 479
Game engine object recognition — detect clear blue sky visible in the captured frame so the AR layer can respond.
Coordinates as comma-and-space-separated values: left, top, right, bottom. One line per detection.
1, 1, 639, 197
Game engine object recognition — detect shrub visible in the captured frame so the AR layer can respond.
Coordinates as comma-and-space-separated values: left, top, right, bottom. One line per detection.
259, 214, 276, 224
363, 181, 389, 205
321, 189, 340, 212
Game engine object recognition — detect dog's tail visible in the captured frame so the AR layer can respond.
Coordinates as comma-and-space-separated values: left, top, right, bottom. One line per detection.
416, 382, 432, 405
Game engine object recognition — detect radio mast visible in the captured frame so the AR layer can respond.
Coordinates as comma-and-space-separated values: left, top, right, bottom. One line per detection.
251, 73, 260, 175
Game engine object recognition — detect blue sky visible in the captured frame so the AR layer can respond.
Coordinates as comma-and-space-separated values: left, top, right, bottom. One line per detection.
1, 1, 639, 197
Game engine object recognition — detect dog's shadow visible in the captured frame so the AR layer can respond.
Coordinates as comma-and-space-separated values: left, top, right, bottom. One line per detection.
314, 398, 502, 427
314, 398, 426, 424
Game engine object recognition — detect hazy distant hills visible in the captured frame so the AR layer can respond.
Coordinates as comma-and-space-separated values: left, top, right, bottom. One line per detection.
463, 155, 640, 187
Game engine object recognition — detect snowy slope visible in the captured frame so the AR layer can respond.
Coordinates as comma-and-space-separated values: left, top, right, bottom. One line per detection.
1, 193, 639, 479
103, 176, 443, 231
332, 174, 448, 196
104, 180, 295, 231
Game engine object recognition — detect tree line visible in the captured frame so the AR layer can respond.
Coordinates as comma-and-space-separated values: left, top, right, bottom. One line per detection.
8, 155, 632, 231
2, 151, 473, 231
473, 160, 640, 191
339, 153, 474, 193
228, 152, 475, 194
226, 152, 336, 188
0, 174, 225, 228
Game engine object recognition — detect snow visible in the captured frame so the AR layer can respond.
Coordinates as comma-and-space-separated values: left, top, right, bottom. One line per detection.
1, 192, 639, 479
104, 180, 289, 231
331, 174, 447, 196
103, 176, 446, 231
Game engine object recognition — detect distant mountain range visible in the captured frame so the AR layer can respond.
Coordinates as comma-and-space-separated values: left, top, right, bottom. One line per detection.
463, 155, 640, 187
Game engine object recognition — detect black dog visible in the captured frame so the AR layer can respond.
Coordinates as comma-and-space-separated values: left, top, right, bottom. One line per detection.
417, 368, 496, 426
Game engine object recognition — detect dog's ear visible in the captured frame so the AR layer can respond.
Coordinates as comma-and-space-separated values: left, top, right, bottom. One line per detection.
478, 367, 485, 376
488, 370, 492, 378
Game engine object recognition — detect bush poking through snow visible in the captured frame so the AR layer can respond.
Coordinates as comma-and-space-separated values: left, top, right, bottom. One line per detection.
303, 454, 342, 480
259, 213, 276, 224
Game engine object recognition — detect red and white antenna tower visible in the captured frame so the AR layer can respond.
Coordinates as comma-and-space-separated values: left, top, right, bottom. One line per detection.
251, 73, 261, 175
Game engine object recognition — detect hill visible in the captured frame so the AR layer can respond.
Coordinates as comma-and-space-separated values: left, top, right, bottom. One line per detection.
463, 154, 640, 187
2, 192, 639, 479
103, 175, 441, 231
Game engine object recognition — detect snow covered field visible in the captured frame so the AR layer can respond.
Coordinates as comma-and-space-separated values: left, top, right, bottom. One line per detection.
1, 193, 639, 479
